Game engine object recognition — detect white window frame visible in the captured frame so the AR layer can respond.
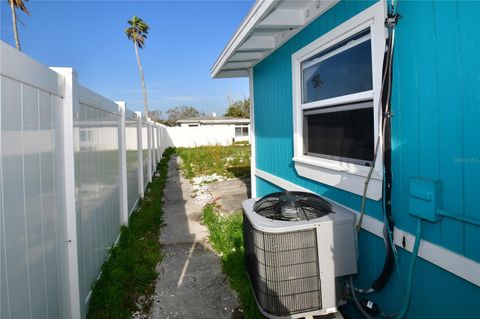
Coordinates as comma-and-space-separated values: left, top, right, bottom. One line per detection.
235, 124, 249, 137
291, 1, 386, 200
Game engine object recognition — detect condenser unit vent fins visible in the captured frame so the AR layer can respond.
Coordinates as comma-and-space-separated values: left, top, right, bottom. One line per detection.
243, 215, 322, 316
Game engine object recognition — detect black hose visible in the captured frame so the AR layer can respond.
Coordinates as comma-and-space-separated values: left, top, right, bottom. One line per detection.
350, 276, 376, 319
370, 14, 398, 292
372, 221, 395, 290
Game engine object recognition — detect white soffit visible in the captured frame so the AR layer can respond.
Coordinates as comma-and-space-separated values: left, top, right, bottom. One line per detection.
211, 0, 340, 79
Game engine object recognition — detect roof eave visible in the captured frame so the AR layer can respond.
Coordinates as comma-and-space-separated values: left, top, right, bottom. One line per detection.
211, 0, 340, 79
211, 0, 277, 79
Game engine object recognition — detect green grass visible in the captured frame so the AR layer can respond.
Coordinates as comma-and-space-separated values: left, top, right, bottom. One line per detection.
232, 140, 250, 146
202, 204, 262, 319
176, 145, 250, 179
87, 147, 175, 319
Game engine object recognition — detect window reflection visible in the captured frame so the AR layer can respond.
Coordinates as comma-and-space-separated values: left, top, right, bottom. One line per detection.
301, 29, 373, 103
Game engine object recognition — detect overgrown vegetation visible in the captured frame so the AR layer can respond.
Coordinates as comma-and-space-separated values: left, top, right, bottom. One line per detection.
177, 145, 250, 179
224, 97, 250, 118
202, 204, 262, 319
233, 140, 250, 146
87, 147, 175, 319
165, 105, 205, 126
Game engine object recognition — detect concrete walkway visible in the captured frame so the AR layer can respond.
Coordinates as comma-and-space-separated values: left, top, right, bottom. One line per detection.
149, 155, 240, 319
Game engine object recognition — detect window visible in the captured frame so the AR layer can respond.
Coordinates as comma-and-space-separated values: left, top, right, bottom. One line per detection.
80, 130, 91, 142
235, 124, 249, 137
291, 2, 385, 199
301, 29, 374, 166
303, 101, 374, 165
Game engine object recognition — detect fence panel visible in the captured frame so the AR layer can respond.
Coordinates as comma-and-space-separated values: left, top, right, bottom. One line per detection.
158, 124, 172, 154
142, 121, 150, 186
125, 109, 140, 214
135, 112, 144, 199
155, 124, 162, 162
74, 85, 122, 312
150, 122, 156, 169
153, 126, 157, 163
165, 126, 235, 147
1, 41, 241, 319
159, 125, 164, 155
0, 43, 70, 319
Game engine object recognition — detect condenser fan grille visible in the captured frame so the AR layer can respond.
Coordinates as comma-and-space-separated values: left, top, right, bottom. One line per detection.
253, 191, 332, 221
243, 215, 322, 316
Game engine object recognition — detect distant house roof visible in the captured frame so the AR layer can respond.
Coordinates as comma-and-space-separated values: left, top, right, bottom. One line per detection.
176, 116, 249, 125
211, 0, 340, 79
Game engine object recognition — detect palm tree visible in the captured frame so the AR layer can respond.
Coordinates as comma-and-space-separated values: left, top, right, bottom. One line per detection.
125, 16, 150, 116
8, 0, 30, 51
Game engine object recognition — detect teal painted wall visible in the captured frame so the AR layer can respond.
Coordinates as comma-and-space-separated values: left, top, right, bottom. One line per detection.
253, 0, 479, 317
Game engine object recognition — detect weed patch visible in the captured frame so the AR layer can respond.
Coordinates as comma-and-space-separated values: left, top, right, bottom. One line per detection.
232, 140, 250, 146
177, 145, 250, 179
87, 148, 175, 319
202, 204, 262, 319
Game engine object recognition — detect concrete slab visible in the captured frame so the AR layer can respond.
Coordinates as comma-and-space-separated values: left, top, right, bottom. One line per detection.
159, 156, 208, 245
150, 243, 238, 319
207, 178, 251, 214
150, 156, 239, 318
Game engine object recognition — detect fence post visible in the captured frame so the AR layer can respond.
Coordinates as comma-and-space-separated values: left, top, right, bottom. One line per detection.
146, 117, 152, 182
116, 101, 128, 224
136, 112, 144, 198
51, 67, 82, 319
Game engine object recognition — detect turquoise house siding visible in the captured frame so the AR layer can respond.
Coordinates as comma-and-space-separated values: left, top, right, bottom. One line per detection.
253, 0, 479, 317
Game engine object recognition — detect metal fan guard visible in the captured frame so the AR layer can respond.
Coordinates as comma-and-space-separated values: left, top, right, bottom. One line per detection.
253, 191, 333, 221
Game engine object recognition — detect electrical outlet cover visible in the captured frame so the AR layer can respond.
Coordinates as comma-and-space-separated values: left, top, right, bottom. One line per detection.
408, 177, 442, 222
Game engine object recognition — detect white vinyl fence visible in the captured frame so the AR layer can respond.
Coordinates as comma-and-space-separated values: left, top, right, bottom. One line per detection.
165, 125, 235, 147
0, 42, 172, 319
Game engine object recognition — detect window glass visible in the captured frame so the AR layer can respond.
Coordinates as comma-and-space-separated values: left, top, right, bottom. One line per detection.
235, 127, 242, 137
302, 29, 372, 103
303, 101, 374, 165
235, 125, 249, 137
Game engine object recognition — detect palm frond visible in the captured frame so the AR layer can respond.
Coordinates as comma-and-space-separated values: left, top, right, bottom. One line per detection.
9, 0, 30, 15
125, 16, 149, 49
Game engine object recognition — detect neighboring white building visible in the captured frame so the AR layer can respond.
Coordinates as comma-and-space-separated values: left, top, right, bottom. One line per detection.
176, 114, 250, 143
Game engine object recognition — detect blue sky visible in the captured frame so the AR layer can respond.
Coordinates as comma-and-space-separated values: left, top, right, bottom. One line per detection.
0, 0, 253, 115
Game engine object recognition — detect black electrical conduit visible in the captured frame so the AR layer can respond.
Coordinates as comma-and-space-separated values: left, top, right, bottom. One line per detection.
355, 10, 399, 294
372, 13, 397, 291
